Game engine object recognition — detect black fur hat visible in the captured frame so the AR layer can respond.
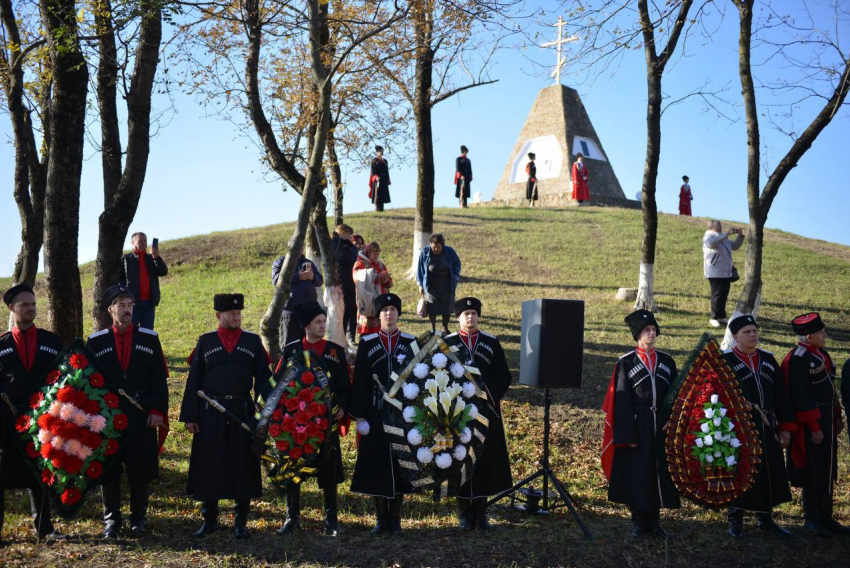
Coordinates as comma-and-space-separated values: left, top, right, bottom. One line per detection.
214, 293, 244, 312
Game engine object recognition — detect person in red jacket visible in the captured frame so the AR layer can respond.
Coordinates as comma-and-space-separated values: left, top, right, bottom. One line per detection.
571, 153, 590, 203
679, 175, 693, 216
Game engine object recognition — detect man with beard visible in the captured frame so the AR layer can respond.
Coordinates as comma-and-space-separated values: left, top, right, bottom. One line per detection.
180, 294, 272, 539
350, 293, 418, 534
276, 301, 351, 537
722, 315, 794, 538
0, 285, 67, 543
87, 285, 169, 538
601, 309, 680, 538
444, 297, 512, 530
782, 312, 849, 536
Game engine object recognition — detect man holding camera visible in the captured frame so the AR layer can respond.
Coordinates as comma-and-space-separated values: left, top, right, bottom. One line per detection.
702, 221, 744, 328
121, 232, 168, 330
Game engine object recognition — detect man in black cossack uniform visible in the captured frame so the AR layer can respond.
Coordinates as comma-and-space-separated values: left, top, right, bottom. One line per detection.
88, 284, 169, 539
722, 315, 795, 538
782, 312, 850, 536
0, 285, 66, 543
525, 152, 537, 206
444, 297, 512, 530
180, 293, 272, 539
369, 145, 391, 212
277, 301, 351, 537
455, 145, 473, 208
602, 310, 680, 538
350, 293, 419, 534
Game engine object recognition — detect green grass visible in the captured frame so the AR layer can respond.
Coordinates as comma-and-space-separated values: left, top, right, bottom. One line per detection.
2, 205, 850, 567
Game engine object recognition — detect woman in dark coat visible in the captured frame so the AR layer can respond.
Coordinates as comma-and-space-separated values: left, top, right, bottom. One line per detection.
415, 234, 462, 336
331, 224, 359, 345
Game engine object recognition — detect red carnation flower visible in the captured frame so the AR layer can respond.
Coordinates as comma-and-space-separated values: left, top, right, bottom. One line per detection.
317, 418, 328, 430
272, 408, 284, 421
85, 461, 104, 479
294, 431, 308, 446
89, 372, 105, 388
303, 443, 315, 455
295, 410, 310, 425
46, 370, 62, 385
61, 487, 82, 505
104, 393, 120, 409
64, 456, 83, 475
40, 442, 53, 459
85, 400, 101, 414
309, 402, 326, 417
306, 422, 320, 437
289, 446, 303, 460
15, 415, 30, 433
69, 353, 89, 370
289, 380, 296, 388
113, 413, 129, 431
282, 416, 297, 433
29, 391, 44, 409
41, 469, 56, 486
316, 430, 325, 442
301, 372, 315, 385
25, 441, 38, 459
275, 439, 289, 452
57, 386, 73, 403
105, 439, 119, 456
284, 398, 300, 412
300, 388, 315, 402
269, 424, 282, 438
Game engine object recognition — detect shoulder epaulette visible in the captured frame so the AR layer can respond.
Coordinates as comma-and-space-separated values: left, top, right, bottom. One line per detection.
89, 328, 110, 339
618, 350, 636, 360
794, 346, 807, 357
362, 333, 378, 341
757, 347, 774, 356
479, 331, 496, 339
444, 332, 459, 339
138, 327, 158, 336
400, 332, 416, 340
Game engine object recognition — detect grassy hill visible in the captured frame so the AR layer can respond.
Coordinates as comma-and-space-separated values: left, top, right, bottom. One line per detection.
3, 205, 850, 567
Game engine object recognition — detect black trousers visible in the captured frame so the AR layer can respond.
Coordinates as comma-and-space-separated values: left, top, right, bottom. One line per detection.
280, 310, 306, 350
708, 278, 732, 319
343, 302, 357, 344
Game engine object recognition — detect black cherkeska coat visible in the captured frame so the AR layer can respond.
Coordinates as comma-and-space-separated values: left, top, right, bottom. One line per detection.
843, 359, 850, 446
349, 330, 418, 497
87, 325, 169, 484
455, 156, 473, 199
444, 330, 513, 498
370, 158, 391, 206
0, 329, 62, 489
723, 348, 793, 511
179, 330, 272, 501
608, 350, 681, 512
281, 339, 351, 488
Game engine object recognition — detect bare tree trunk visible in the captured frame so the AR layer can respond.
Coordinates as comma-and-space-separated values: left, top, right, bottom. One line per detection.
326, 120, 344, 226
40, 0, 88, 342
91, 0, 162, 331
312, 190, 346, 346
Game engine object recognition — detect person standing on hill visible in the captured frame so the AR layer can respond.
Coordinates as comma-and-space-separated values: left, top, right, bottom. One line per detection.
679, 176, 693, 216
272, 238, 324, 350
121, 232, 168, 329
571, 153, 590, 204
369, 145, 391, 212
353, 242, 393, 336
331, 224, 359, 347
416, 234, 461, 336
601, 310, 680, 538
525, 153, 538, 207
702, 220, 744, 328
455, 146, 473, 208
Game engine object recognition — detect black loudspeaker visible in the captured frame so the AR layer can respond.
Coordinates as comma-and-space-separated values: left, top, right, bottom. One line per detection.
519, 299, 584, 388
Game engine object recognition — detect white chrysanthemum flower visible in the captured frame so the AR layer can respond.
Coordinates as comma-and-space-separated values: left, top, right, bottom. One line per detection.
695, 437, 704, 448
467, 403, 479, 419
720, 408, 728, 417
403, 382, 420, 400
726, 455, 737, 466
710, 394, 719, 404
403, 405, 417, 423
730, 437, 741, 448
462, 382, 476, 399
356, 419, 370, 435
425, 378, 439, 397
48, 401, 62, 416
407, 428, 423, 446
59, 404, 76, 421
727, 422, 735, 431
700, 422, 710, 434
52, 436, 65, 449
713, 417, 722, 427
414, 363, 430, 380
435, 452, 452, 469
450, 362, 465, 379
460, 427, 472, 444
38, 430, 52, 444
704, 435, 714, 446
417, 447, 433, 464
453, 444, 467, 461
704, 408, 715, 419
432, 352, 448, 369
88, 414, 107, 433
705, 454, 715, 463
424, 396, 438, 415
713, 450, 722, 458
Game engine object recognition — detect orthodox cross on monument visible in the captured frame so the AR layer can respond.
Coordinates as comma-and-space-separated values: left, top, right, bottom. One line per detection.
542, 16, 579, 86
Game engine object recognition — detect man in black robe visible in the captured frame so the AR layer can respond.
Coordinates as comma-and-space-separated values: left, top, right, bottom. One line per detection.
277, 301, 351, 537
455, 146, 473, 208
350, 293, 418, 534
179, 293, 272, 539
722, 315, 794, 538
525, 152, 537, 206
782, 312, 849, 536
444, 297, 512, 530
369, 145, 391, 212
602, 309, 680, 538
0, 285, 66, 543
88, 284, 169, 538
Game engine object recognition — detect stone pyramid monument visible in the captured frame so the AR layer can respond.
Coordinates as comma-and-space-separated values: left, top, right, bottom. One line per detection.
489, 18, 632, 208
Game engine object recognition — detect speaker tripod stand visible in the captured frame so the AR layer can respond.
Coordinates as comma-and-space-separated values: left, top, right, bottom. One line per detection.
487, 387, 593, 539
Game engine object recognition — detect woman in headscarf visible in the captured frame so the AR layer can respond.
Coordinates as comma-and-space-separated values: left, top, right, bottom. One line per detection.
353, 242, 393, 335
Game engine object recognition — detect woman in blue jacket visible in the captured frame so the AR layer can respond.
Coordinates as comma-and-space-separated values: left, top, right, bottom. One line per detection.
416, 234, 461, 335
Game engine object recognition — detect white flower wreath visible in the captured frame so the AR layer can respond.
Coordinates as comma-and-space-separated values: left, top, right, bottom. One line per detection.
450, 362, 465, 379
435, 452, 452, 469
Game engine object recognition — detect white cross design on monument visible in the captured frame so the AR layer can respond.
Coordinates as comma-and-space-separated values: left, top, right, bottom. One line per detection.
542, 16, 579, 86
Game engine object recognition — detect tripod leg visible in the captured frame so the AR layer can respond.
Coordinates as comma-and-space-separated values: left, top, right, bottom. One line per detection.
486, 470, 545, 508
547, 470, 593, 539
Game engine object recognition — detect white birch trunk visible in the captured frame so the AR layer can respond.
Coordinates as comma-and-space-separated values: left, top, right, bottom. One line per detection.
323, 285, 346, 347
305, 244, 326, 309
720, 288, 762, 350
633, 262, 658, 312
406, 229, 430, 280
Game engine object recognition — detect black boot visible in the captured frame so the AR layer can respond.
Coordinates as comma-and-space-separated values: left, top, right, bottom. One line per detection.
727, 507, 744, 539
193, 501, 219, 537
129, 483, 149, 537
323, 484, 341, 536
456, 499, 474, 531
277, 486, 301, 535
818, 490, 850, 535
234, 499, 250, 539
101, 481, 122, 539
388, 495, 404, 535
802, 488, 831, 537
371, 497, 389, 534
630, 508, 647, 538
755, 511, 793, 537
472, 497, 492, 531
30, 488, 67, 541
647, 509, 676, 539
